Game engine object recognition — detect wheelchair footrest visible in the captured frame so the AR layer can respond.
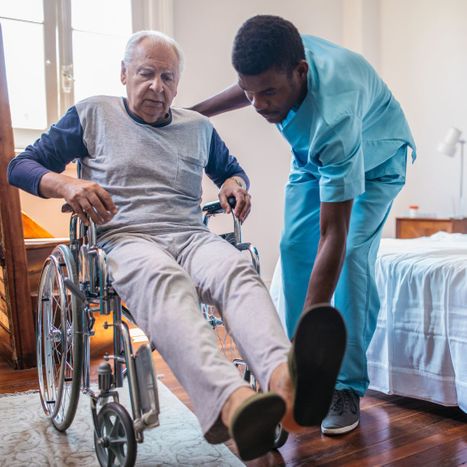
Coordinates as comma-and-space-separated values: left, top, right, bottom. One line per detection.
134, 343, 160, 430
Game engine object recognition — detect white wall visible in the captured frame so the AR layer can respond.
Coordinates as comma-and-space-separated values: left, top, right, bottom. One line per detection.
379, 0, 467, 225
173, 0, 343, 283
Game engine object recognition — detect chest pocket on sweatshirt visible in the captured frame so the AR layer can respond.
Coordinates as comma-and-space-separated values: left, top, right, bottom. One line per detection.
176, 153, 204, 198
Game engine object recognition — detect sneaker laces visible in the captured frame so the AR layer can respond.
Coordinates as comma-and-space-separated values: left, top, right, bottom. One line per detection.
329, 390, 358, 416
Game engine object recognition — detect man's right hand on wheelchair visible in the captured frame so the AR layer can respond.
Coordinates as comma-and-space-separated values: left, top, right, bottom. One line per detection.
60, 178, 117, 226
218, 175, 251, 222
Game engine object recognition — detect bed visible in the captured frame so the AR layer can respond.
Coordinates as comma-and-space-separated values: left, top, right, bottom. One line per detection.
368, 231, 467, 413
270, 232, 467, 412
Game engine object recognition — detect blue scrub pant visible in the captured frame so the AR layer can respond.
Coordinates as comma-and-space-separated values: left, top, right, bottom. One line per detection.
280, 147, 407, 396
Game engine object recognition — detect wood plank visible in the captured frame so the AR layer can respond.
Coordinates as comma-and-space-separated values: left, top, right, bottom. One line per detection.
0, 25, 35, 368
0, 277, 5, 300
0, 325, 14, 368
0, 295, 9, 331
389, 438, 467, 467
340, 423, 467, 467
25, 239, 64, 292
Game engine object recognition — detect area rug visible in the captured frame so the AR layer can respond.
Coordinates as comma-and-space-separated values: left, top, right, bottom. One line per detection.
0, 381, 244, 466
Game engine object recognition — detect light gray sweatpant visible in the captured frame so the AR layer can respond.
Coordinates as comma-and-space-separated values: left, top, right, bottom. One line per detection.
99, 229, 290, 443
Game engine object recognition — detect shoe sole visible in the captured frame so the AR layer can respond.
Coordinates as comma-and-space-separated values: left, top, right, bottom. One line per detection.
321, 418, 360, 435
230, 393, 286, 461
291, 304, 347, 426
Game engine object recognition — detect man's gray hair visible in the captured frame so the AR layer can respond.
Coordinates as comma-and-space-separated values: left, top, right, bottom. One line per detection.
123, 30, 184, 73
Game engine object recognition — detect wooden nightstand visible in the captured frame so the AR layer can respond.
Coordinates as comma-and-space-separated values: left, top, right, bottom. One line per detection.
395, 217, 467, 238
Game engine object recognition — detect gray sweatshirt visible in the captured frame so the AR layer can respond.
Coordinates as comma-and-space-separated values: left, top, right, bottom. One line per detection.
8, 95, 249, 237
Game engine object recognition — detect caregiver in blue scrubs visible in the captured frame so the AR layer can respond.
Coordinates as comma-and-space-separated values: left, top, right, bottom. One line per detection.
191, 15, 416, 435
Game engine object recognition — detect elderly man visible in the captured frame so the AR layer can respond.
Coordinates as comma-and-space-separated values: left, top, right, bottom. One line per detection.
8, 31, 345, 460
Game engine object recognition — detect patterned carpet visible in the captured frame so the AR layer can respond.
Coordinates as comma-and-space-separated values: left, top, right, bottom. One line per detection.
0, 381, 244, 466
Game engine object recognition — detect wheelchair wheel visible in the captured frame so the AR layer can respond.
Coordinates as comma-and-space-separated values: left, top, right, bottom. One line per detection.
94, 402, 137, 467
36, 245, 83, 432
273, 423, 289, 448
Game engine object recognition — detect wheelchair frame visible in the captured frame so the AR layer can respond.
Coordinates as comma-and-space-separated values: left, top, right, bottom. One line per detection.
36, 212, 159, 466
36, 199, 287, 467
201, 200, 259, 385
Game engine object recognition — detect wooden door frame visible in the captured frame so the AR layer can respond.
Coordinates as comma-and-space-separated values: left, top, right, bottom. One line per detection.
0, 25, 35, 369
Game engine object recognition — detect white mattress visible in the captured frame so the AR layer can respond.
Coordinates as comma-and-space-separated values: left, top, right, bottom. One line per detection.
368, 232, 467, 412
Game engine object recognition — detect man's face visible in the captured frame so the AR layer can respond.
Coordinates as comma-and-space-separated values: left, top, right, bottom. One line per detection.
121, 38, 180, 124
238, 61, 308, 124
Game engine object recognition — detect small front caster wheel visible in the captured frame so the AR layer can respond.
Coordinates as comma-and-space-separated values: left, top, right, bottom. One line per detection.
94, 402, 137, 467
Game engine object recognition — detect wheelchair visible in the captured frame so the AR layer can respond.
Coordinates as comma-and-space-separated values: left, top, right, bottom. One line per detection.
201, 200, 288, 450
36, 197, 287, 467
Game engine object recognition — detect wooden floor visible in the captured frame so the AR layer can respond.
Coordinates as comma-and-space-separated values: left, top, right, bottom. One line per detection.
1, 321, 466, 467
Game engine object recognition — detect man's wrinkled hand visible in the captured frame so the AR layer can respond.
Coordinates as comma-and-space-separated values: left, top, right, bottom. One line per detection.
61, 178, 117, 226
218, 176, 251, 222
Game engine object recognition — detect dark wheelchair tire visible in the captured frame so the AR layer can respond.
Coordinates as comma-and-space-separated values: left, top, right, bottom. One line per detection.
94, 402, 137, 467
37, 245, 83, 432
273, 423, 289, 449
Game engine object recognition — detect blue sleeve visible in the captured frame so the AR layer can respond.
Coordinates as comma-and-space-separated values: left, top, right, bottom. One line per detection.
205, 128, 250, 189
314, 114, 365, 202
7, 106, 89, 197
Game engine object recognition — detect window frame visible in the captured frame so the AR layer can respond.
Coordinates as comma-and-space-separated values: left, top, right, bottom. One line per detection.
4, 0, 173, 150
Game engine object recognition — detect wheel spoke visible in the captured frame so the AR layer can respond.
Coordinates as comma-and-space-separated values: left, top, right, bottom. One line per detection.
106, 449, 115, 467
65, 358, 74, 373
114, 445, 126, 465
109, 436, 127, 445
104, 415, 115, 435
52, 293, 61, 310
109, 417, 121, 438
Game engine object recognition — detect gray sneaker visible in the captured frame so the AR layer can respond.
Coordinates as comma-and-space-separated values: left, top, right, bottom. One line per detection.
321, 389, 360, 435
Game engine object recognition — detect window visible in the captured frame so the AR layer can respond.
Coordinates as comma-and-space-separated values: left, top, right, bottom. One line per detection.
0, 1, 47, 130
71, 0, 132, 102
0, 0, 134, 147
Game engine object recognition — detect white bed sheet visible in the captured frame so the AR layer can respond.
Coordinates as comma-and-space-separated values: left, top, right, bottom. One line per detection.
368, 232, 467, 412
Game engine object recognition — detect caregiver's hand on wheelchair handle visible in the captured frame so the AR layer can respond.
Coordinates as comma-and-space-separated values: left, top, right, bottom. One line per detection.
61, 178, 117, 226
219, 176, 251, 222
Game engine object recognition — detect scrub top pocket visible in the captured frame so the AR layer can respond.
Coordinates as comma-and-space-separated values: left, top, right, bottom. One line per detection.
365, 144, 408, 185
176, 153, 204, 198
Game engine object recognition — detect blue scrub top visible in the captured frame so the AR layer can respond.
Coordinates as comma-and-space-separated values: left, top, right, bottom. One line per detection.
278, 35, 416, 202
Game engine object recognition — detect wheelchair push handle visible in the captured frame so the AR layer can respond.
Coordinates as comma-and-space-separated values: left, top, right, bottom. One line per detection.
202, 196, 236, 216
61, 202, 73, 213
